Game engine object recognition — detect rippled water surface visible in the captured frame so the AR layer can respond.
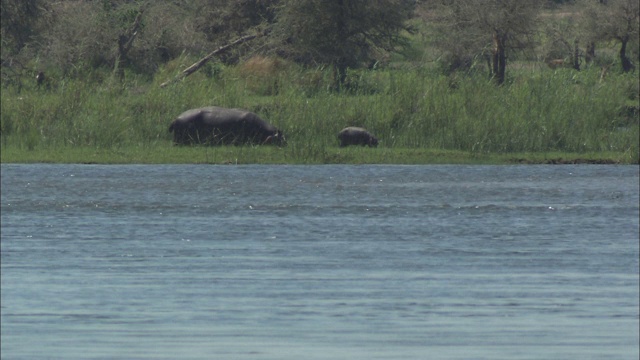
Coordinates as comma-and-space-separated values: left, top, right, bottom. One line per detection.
1, 164, 638, 359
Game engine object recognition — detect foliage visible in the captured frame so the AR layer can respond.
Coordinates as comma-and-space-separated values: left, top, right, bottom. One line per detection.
580, 0, 639, 72
38, 1, 214, 77
541, 9, 581, 64
429, 0, 544, 84
1, 0, 638, 83
190, 0, 278, 64
0, 0, 43, 52
193, 0, 277, 41
271, 0, 415, 88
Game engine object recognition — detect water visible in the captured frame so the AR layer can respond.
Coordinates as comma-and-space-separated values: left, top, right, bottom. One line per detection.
1, 164, 638, 360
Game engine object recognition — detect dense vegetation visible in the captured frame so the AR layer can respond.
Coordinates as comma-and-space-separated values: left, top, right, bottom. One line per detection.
1, 0, 638, 164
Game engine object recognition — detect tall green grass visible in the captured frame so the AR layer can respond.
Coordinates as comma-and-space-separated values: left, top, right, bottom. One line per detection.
1, 61, 638, 163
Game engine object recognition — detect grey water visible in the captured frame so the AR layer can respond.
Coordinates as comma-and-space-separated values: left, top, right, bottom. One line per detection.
1, 164, 638, 360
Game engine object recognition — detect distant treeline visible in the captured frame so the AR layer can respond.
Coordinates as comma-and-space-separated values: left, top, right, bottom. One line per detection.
1, 0, 638, 88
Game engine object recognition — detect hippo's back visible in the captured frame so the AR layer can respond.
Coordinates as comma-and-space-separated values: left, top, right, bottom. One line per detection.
170, 106, 284, 146
338, 127, 378, 147
175, 106, 242, 122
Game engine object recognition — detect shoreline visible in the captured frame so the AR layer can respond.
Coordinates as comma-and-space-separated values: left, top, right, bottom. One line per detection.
1, 145, 635, 165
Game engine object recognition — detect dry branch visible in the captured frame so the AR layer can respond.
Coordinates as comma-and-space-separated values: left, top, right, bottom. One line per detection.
119, 11, 144, 56
114, 9, 144, 78
160, 34, 257, 88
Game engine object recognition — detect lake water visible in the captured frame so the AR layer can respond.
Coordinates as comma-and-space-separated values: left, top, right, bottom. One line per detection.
1, 164, 638, 360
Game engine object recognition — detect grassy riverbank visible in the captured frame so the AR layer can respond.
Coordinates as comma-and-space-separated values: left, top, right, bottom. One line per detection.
0, 144, 628, 165
1, 60, 638, 165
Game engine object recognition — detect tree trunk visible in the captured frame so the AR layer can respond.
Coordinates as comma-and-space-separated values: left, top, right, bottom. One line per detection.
333, 0, 348, 90
114, 10, 144, 78
572, 38, 580, 71
619, 36, 634, 73
585, 41, 595, 63
333, 58, 348, 91
492, 31, 506, 85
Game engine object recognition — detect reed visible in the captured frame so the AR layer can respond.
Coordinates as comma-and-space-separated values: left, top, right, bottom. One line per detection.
1, 61, 638, 164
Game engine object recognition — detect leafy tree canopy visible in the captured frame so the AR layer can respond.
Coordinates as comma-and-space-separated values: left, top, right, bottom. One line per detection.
271, 0, 416, 87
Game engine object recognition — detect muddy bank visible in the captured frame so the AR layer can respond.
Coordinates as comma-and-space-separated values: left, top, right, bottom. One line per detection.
511, 158, 622, 164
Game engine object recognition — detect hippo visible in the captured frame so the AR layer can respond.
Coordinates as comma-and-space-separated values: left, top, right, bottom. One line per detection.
337, 127, 378, 147
168, 106, 286, 146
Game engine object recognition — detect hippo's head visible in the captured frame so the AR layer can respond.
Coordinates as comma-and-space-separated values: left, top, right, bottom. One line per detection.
264, 130, 287, 146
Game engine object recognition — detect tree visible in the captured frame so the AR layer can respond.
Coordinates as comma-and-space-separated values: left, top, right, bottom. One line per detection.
192, 0, 278, 64
1, 0, 49, 88
40, 1, 133, 75
430, 0, 543, 85
582, 0, 639, 72
272, 0, 414, 89
39, 1, 210, 77
194, 0, 277, 40
541, 11, 582, 70
0, 0, 44, 54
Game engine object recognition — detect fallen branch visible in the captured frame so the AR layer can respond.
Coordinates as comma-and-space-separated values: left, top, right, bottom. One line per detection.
160, 34, 257, 88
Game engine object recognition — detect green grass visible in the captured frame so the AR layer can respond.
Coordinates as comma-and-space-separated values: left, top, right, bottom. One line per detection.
0, 143, 632, 165
1, 60, 638, 164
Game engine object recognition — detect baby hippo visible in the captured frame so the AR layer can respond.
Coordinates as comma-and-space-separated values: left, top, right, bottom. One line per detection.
337, 127, 378, 147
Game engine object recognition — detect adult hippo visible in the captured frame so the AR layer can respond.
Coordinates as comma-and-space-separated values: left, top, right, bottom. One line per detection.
337, 127, 378, 147
168, 106, 286, 146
